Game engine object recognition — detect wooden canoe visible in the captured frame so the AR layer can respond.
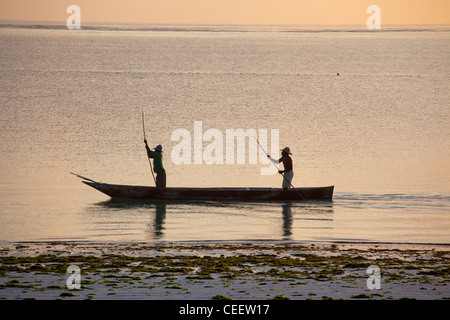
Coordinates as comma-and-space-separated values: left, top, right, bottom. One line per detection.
80, 180, 334, 202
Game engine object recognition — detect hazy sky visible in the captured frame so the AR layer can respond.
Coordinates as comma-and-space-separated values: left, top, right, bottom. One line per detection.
1, 0, 449, 25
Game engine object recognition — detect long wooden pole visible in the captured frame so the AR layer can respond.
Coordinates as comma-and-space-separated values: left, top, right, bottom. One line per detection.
142, 111, 156, 185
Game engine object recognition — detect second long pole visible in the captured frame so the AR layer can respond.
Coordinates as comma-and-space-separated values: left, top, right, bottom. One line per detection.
142, 111, 156, 186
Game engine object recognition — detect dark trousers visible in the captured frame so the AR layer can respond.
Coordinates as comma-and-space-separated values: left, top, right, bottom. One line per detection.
156, 170, 166, 188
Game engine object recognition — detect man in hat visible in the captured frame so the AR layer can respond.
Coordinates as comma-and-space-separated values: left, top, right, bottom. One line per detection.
268, 147, 293, 191
144, 139, 166, 188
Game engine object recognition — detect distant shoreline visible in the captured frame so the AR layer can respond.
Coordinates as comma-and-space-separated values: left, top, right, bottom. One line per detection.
1, 21, 450, 33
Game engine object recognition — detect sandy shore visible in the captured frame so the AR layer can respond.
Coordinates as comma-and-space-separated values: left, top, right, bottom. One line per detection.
0, 241, 448, 300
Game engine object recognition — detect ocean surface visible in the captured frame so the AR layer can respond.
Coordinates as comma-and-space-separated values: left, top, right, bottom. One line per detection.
0, 24, 449, 244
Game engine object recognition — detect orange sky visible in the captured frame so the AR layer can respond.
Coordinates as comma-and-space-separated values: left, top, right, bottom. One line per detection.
0, 0, 449, 25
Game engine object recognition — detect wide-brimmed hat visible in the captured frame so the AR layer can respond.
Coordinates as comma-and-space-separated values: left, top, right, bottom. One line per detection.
154, 144, 163, 152
281, 147, 292, 155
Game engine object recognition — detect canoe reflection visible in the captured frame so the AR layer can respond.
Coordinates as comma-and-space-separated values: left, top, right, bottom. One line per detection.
95, 199, 333, 240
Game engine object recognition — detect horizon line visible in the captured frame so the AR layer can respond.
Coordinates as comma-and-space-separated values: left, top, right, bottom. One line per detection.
1, 19, 450, 26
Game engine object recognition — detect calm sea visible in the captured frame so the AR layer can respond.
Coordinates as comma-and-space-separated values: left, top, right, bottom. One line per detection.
0, 24, 449, 244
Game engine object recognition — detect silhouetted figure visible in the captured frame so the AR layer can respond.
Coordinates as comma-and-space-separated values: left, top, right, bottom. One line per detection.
268, 147, 294, 191
144, 139, 166, 188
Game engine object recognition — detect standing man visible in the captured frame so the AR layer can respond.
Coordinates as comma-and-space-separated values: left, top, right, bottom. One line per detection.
268, 147, 294, 191
144, 139, 166, 188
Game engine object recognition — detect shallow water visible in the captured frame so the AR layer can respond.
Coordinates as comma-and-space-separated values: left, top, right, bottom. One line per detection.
0, 25, 449, 244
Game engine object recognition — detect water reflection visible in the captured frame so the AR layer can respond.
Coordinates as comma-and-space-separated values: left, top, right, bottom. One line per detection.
281, 203, 293, 239
94, 199, 168, 240
92, 199, 334, 241
280, 201, 334, 240
153, 201, 166, 239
